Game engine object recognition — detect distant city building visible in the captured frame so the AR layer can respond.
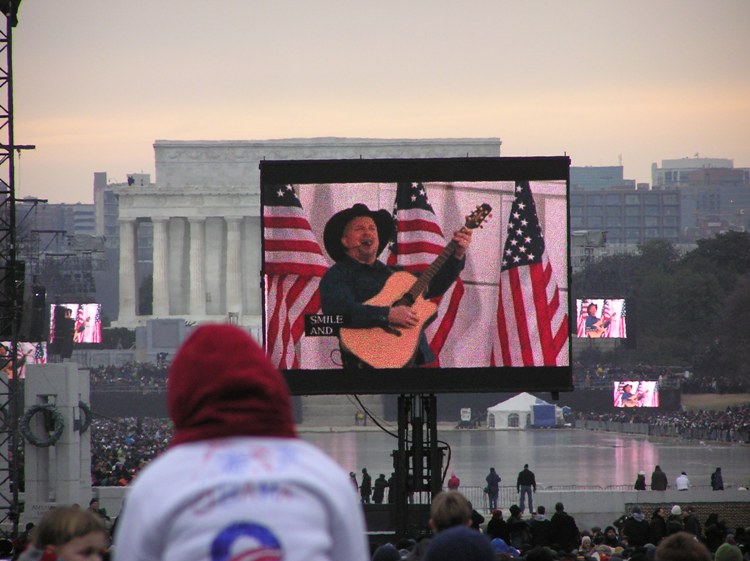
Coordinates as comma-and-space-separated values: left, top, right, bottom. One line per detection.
652, 157, 750, 241
570, 166, 635, 191
679, 168, 750, 242
570, 185, 681, 247
651, 156, 734, 187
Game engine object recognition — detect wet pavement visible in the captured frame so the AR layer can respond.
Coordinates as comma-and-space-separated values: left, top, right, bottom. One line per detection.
301, 427, 750, 490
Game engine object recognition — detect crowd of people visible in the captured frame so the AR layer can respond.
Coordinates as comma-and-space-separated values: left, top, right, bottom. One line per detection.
88, 362, 168, 389
89, 417, 172, 487
575, 405, 750, 444
370, 492, 748, 561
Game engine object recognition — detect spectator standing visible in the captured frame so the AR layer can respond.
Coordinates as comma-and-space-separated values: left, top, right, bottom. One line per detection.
529, 506, 552, 548
468, 501, 485, 532
447, 472, 460, 491
112, 324, 368, 561
372, 473, 388, 504
622, 505, 650, 548
549, 502, 580, 553
676, 471, 690, 491
486, 509, 510, 542
507, 504, 531, 550
651, 465, 668, 490
361, 468, 373, 504
704, 513, 728, 553
666, 505, 685, 535
683, 505, 702, 539
649, 506, 668, 545
516, 463, 537, 514
711, 467, 724, 490
485, 467, 501, 511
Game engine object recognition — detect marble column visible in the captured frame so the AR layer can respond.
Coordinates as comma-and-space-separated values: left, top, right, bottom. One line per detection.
188, 218, 206, 317
152, 217, 170, 317
225, 216, 243, 316
118, 218, 137, 322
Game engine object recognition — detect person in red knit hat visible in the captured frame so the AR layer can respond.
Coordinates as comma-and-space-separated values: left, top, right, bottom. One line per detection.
113, 324, 368, 561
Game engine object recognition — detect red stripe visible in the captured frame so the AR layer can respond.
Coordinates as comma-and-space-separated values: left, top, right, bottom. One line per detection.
552, 313, 569, 358
399, 219, 444, 236
265, 239, 324, 255
508, 268, 534, 366
429, 281, 464, 358
495, 283, 512, 366
265, 262, 328, 277
529, 262, 555, 364
266, 276, 285, 363
264, 215, 312, 229
279, 277, 310, 369
395, 241, 445, 256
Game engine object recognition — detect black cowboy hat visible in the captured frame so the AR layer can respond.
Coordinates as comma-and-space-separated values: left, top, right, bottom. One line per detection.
323, 203, 393, 262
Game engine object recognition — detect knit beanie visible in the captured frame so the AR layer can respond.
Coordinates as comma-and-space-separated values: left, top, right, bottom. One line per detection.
372, 543, 402, 561
168, 324, 296, 446
714, 543, 743, 561
423, 526, 495, 561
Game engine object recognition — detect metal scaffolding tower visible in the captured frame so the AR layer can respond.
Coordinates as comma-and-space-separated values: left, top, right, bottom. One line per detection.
0, 0, 29, 536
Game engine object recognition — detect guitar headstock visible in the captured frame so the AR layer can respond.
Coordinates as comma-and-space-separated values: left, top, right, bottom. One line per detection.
464, 203, 492, 230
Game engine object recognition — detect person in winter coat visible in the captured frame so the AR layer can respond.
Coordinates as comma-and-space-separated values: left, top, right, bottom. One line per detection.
622, 505, 650, 548
710, 467, 724, 490
549, 502, 580, 553
649, 506, 668, 545
447, 472, 460, 491
651, 465, 668, 490
373, 473, 389, 504
634, 471, 647, 490
485, 467, 501, 511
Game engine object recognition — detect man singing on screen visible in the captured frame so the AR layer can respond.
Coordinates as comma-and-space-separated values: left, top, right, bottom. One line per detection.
319, 203, 471, 369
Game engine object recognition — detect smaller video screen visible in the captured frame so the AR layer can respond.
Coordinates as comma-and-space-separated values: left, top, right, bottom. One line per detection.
49, 303, 102, 344
0, 341, 47, 379
613, 380, 660, 408
576, 298, 627, 339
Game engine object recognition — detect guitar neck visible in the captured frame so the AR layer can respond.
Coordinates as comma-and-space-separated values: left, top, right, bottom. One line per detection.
407, 240, 458, 300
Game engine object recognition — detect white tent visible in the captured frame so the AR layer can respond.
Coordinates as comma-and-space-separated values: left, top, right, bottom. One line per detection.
486, 392, 563, 429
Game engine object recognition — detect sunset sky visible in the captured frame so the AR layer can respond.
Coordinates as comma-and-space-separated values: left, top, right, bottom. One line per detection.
11, 0, 750, 203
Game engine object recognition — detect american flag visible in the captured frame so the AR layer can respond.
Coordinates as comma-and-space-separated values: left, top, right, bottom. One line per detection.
263, 184, 328, 369
618, 299, 627, 338
382, 182, 464, 365
74, 304, 85, 343
93, 305, 102, 344
601, 299, 613, 337
491, 181, 568, 366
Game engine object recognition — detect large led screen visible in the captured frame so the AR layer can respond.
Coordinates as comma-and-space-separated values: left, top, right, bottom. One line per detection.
0, 341, 47, 379
49, 303, 102, 344
575, 298, 627, 339
613, 381, 660, 408
260, 157, 572, 395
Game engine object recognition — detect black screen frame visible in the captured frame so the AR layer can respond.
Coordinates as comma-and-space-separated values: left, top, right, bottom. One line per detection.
260, 156, 573, 395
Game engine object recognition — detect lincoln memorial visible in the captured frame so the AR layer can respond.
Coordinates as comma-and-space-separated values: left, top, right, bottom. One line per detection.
113, 138, 502, 333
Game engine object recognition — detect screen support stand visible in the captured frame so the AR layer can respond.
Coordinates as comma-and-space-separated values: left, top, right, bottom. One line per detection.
393, 393, 443, 538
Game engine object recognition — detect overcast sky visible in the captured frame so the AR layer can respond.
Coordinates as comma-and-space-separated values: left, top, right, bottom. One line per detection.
11, 0, 750, 203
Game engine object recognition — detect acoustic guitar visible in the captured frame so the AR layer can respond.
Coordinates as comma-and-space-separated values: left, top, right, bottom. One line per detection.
585, 313, 616, 338
339, 204, 492, 368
